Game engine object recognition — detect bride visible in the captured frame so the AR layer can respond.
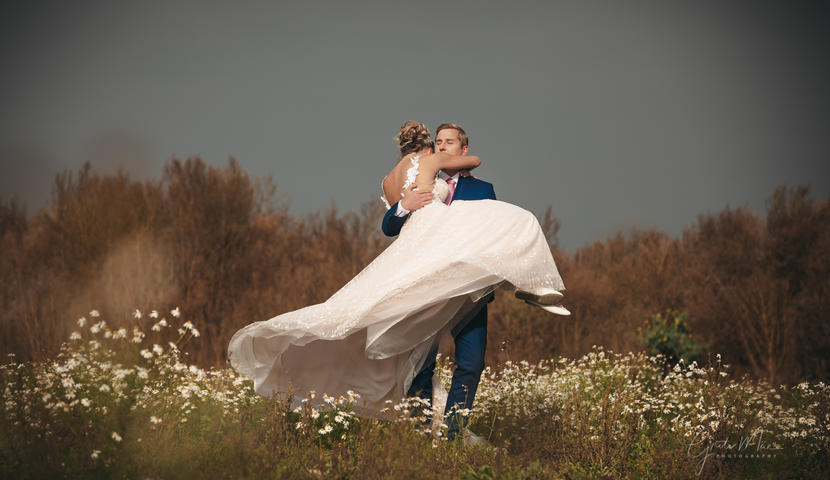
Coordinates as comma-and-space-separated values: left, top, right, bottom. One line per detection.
227, 121, 567, 414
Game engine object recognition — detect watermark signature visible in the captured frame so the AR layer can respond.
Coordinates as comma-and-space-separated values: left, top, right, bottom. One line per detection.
687, 431, 783, 476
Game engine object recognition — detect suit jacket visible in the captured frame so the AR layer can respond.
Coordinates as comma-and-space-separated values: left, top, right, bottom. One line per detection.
381, 176, 497, 237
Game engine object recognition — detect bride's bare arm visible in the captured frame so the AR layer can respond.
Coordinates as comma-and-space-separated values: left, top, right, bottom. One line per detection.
424, 152, 481, 171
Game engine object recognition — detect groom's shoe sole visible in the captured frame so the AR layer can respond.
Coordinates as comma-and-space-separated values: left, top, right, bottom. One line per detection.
523, 300, 571, 316
515, 289, 564, 305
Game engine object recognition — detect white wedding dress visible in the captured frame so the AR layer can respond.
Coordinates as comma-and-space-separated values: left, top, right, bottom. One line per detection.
227, 156, 565, 414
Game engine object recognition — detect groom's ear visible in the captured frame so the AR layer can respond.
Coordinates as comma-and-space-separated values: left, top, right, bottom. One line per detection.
462, 145, 469, 155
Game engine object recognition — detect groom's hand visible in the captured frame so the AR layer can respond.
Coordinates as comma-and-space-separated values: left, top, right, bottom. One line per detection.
400, 184, 433, 212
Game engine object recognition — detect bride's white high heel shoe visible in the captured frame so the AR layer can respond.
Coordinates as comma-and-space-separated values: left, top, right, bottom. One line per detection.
515, 287, 570, 316
514, 288, 571, 316
529, 302, 571, 316
514, 287, 563, 305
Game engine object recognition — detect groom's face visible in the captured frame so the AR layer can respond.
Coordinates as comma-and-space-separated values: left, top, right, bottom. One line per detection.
435, 129, 468, 156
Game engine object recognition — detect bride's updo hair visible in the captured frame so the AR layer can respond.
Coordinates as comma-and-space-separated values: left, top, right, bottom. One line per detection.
395, 120, 434, 156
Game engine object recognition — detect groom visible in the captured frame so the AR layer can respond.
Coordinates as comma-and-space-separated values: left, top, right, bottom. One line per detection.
381, 123, 496, 440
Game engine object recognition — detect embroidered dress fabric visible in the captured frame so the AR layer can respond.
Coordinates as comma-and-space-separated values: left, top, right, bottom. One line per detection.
228, 156, 565, 414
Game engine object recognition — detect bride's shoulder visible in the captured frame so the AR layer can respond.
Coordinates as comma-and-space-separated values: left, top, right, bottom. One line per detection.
386, 157, 407, 177
382, 170, 397, 193
383, 160, 407, 189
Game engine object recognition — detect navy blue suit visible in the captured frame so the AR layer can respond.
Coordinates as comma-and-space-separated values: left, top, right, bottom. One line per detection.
381, 176, 496, 438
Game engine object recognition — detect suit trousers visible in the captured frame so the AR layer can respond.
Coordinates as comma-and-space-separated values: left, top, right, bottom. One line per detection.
406, 302, 488, 438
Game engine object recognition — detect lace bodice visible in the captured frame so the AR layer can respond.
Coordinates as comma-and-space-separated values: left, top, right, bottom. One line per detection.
380, 155, 449, 209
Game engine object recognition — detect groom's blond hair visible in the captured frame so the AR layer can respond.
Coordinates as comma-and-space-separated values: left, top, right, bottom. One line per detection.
435, 123, 469, 148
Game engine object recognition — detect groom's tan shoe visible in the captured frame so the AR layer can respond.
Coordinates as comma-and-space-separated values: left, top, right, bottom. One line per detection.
514, 288, 564, 305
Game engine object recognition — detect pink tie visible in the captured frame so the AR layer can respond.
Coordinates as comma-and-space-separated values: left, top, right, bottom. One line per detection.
445, 178, 456, 205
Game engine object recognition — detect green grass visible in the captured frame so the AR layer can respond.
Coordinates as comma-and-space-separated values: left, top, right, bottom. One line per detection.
2, 309, 828, 479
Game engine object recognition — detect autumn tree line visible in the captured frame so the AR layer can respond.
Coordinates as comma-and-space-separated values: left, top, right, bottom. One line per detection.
1, 157, 827, 386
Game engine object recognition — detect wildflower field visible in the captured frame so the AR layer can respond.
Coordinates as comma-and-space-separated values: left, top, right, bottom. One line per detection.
2, 309, 828, 479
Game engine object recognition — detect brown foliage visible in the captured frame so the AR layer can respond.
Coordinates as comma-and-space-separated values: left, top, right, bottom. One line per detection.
1, 159, 827, 385
684, 187, 830, 383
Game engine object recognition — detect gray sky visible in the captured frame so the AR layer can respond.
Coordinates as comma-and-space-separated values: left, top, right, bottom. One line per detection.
2, 0, 828, 249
